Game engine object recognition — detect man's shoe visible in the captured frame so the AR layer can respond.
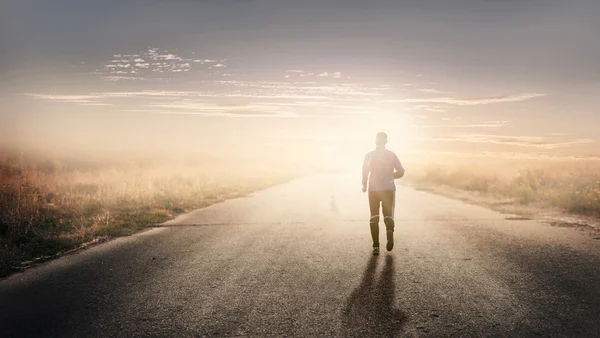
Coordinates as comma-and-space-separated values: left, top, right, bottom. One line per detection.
386, 230, 394, 251
373, 246, 380, 255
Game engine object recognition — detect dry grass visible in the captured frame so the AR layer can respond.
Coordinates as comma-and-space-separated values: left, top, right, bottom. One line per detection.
408, 160, 600, 216
0, 149, 306, 277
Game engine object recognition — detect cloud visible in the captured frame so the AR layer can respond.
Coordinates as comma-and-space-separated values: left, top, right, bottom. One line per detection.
28, 90, 336, 102
27, 94, 97, 104
151, 109, 295, 118
158, 54, 183, 60
27, 91, 190, 105
414, 121, 510, 129
224, 110, 279, 116
93, 48, 229, 80
79, 103, 114, 106
331, 105, 368, 110
418, 88, 449, 94
26, 78, 389, 119
100, 76, 147, 82
254, 101, 332, 107
218, 82, 382, 97
410, 150, 600, 161
385, 93, 547, 105
406, 104, 449, 112
146, 102, 278, 112
424, 107, 447, 112
285, 70, 346, 79
99, 99, 299, 118
422, 133, 594, 149
229, 94, 333, 100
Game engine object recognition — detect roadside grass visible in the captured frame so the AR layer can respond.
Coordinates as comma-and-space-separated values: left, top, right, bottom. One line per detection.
408, 160, 600, 217
0, 150, 304, 277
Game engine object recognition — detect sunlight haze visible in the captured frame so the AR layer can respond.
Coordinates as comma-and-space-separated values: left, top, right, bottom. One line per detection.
2, 0, 600, 168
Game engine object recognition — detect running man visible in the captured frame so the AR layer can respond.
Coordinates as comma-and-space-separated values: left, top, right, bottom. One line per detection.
362, 132, 405, 255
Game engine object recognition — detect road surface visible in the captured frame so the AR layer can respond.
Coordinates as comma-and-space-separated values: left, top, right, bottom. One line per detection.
1, 174, 599, 337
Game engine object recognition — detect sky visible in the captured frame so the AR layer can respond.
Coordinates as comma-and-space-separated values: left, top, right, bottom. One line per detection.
1, 0, 600, 167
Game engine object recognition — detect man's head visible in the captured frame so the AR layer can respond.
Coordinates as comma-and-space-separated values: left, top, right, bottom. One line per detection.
375, 132, 388, 147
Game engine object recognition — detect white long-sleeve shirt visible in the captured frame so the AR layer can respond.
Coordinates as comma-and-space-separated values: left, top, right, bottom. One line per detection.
362, 147, 405, 191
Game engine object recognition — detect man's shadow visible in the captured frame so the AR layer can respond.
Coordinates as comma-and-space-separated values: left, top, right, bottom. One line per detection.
342, 255, 407, 337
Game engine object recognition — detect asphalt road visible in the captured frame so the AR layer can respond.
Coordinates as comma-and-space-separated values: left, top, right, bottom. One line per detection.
1, 174, 599, 337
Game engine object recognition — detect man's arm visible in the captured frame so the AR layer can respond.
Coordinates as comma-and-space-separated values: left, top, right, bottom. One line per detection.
362, 153, 370, 191
393, 154, 405, 179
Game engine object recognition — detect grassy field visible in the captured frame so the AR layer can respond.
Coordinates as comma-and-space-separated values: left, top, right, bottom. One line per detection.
0, 149, 307, 277
407, 159, 600, 217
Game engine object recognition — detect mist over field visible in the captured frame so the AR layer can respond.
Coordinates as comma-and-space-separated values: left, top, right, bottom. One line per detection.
2, 0, 600, 277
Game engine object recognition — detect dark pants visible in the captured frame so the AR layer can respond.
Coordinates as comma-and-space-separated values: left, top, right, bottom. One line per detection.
368, 190, 395, 247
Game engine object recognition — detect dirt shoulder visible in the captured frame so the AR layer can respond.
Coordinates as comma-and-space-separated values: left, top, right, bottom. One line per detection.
403, 181, 600, 237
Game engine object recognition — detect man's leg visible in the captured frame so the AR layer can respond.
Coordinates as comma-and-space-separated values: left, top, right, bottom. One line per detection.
382, 190, 395, 251
368, 191, 381, 250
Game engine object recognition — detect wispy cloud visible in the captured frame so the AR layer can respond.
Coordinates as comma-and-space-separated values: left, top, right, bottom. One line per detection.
79, 103, 114, 106
285, 70, 344, 79
386, 93, 546, 106
415, 121, 510, 129
29, 90, 334, 100
410, 150, 600, 161
406, 104, 449, 112
27, 94, 98, 104
224, 110, 282, 117
93, 48, 226, 81
100, 76, 147, 82
153, 110, 296, 118
25, 79, 400, 120
422, 133, 593, 149
255, 101, 334, 107
417, 88, 449, 94
145, 102, 280, 112
424, 107, 447, 112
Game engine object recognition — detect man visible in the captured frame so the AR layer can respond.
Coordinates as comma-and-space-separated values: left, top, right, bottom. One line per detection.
362, 132, 405, 255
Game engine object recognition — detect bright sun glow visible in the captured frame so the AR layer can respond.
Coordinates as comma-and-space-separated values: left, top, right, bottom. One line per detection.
313, 108, 421, 172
